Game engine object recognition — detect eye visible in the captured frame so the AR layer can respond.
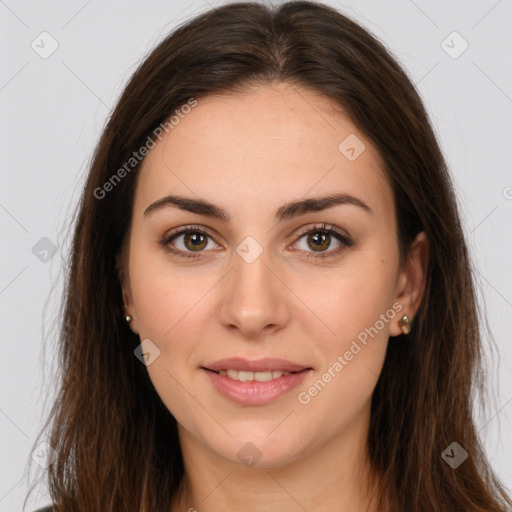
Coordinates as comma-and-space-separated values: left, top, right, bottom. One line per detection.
292, 223, 354, 260
159, 223, 354, 260
159, 225, 219, 259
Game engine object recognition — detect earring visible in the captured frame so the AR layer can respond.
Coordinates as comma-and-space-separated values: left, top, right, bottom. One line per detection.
125, 314, 132, 324
399, 315, 411, 335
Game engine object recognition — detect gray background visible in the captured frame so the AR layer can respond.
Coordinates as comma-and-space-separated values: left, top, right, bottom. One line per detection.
1, 0, 511, 510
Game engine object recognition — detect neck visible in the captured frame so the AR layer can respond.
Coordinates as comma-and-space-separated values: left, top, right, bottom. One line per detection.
170, 403, 382, 512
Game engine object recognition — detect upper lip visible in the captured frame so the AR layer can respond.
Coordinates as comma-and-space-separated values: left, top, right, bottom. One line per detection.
202, 357, 312, 373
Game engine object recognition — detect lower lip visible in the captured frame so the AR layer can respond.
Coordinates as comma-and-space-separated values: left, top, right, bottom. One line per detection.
202, 368, 312, 405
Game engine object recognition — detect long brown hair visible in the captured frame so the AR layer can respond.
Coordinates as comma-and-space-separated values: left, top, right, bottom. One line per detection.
25, 2, 511, 511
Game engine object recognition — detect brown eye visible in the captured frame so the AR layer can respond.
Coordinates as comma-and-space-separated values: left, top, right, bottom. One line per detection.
293, 224, 354, 260
182, 232, 208, 251
160, 226, 218, 259
305, 231, 332, 252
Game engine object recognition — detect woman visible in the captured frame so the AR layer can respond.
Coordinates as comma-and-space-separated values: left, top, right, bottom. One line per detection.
27, 1, 511, 511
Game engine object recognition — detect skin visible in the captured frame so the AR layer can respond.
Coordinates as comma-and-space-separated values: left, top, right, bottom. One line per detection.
120, 82, 428, 512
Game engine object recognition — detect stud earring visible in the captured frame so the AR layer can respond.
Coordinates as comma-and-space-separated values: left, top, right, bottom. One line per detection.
125, 314, 132, 324
399, 314, 411, 335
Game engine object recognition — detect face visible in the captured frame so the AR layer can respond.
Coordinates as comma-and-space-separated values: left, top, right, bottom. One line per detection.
121, 82, 427, 469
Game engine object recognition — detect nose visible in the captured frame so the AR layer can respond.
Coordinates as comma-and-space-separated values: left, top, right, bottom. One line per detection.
217, 247, 289, 338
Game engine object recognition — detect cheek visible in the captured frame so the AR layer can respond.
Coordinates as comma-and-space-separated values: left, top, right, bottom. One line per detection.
297, 246, 399, 395
128, 249, 211, 419
294, 268, 396, 423
129, 244, 219, 348
302, 258, 397, 342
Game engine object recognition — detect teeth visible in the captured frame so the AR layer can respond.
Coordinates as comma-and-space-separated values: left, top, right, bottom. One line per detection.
218, 369, 292, 381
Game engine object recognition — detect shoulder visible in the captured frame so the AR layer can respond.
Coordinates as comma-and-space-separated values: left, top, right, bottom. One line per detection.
32, 507, 54, 512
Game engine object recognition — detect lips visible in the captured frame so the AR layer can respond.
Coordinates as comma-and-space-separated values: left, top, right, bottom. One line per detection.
203, 366, 313, 405
202, 357, 312, 373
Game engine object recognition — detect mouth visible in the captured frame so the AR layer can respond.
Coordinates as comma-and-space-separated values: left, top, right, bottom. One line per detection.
202, 356, 312, 374
201, 367, 308, 382
200, 360, 313, 405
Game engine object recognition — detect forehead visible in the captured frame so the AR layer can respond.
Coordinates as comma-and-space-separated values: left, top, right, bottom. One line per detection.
135, 82, 393, 220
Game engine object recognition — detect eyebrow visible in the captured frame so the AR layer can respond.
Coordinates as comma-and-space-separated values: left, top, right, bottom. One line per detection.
143, 192, 373, 221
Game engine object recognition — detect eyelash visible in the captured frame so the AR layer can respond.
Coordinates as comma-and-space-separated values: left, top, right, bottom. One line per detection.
159, 223, 354, 261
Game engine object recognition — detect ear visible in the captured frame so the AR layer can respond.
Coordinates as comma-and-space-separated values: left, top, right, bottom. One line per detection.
389, 231, 429, 337
116, 247, 139, 335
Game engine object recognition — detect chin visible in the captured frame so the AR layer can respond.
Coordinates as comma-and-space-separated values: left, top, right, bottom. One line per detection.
204, 429, 308, 470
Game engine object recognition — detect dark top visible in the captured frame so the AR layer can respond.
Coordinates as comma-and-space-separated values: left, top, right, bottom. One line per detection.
33, 507, 53, 512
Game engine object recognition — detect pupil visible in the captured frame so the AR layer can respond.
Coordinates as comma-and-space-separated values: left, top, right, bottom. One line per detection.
310, 232, 329, 251
313, 233, 323, 245
186, 233, 206, 250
